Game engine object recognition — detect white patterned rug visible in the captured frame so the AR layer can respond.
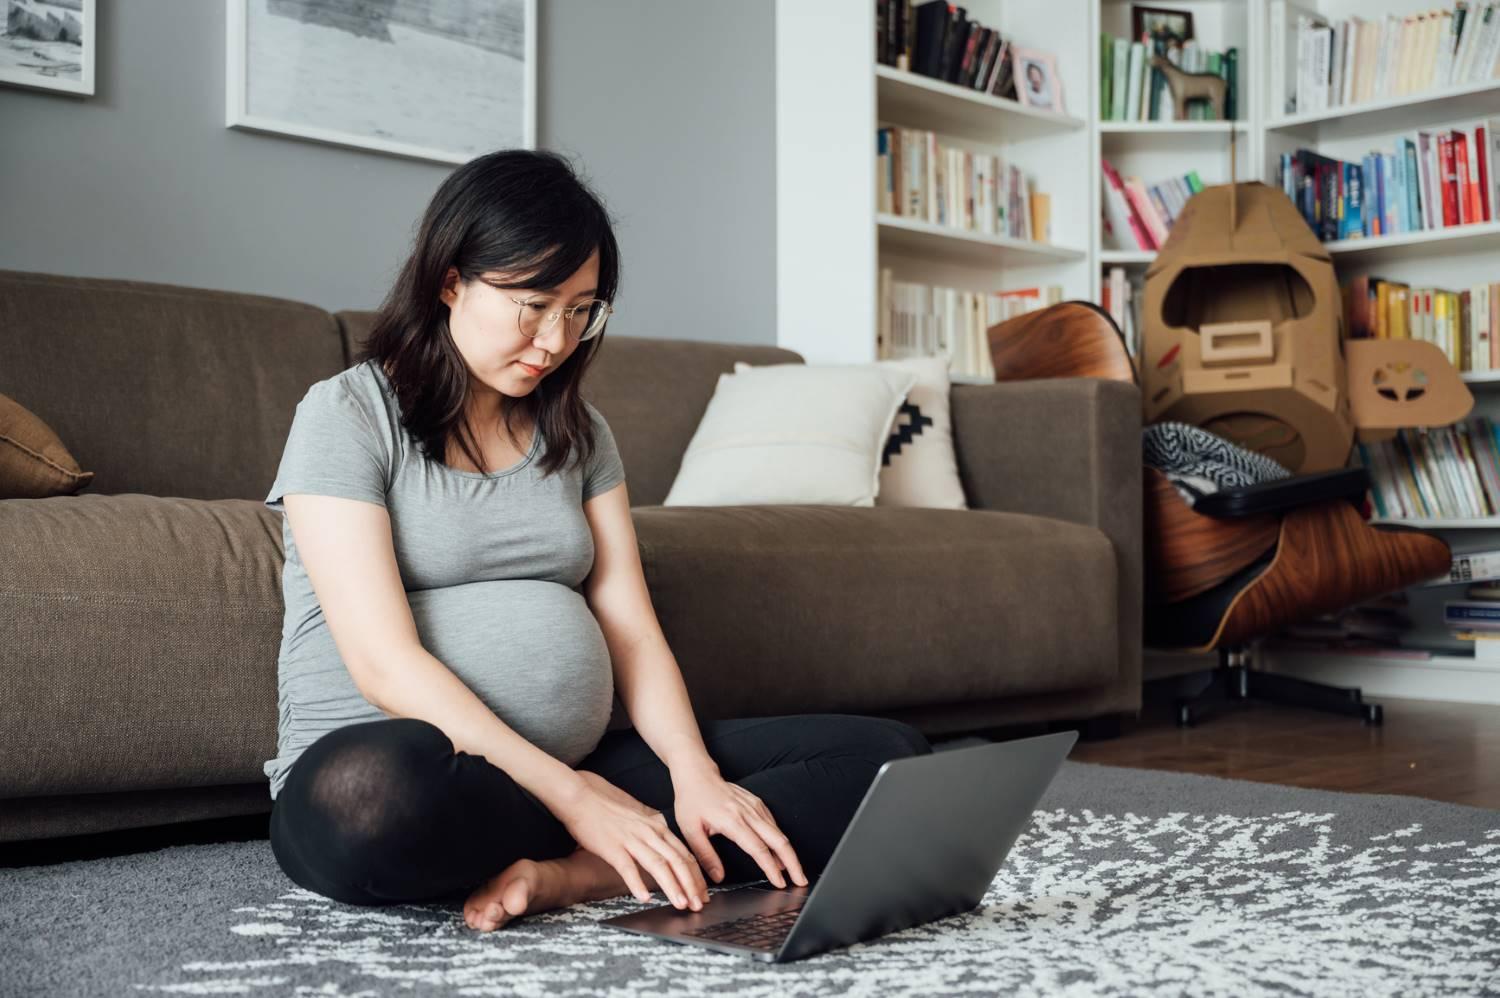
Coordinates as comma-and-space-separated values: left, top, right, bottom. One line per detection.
3, 761, 1498, 997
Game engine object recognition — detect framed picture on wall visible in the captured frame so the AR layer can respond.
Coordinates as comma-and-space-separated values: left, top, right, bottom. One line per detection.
226, 0, 536, 164
0, 0, 95, 96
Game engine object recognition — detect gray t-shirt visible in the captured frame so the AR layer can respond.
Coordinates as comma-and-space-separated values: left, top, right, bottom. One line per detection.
262, 359, 628, 799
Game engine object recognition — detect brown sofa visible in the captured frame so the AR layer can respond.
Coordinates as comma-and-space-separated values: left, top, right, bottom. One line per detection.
0, 269, 1142, 842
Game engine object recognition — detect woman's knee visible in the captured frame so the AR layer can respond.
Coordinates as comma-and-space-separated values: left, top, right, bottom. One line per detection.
856, 716, 933, 761
276, 719, 454, 892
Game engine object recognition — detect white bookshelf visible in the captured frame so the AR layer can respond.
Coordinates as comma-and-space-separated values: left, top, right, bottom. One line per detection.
1266, 76, 1500, 139
1322, 219, 1500, 263
775, 0, 1498, 353
1099, 120, 1250, 134
1092, 0, 1260, 323
874, 63, 1087, 138
770, 0, 1500, 701
877, 212, 1088, 265
1265, 649, 1500, 705
1253, 0, 1500, 701
777, 0, 1094, 374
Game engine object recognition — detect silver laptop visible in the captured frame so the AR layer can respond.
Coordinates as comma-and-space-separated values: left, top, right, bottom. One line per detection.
599, 729, 1077, 962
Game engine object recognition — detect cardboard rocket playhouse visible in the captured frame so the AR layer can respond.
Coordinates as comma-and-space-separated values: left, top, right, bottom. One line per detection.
1139, 181, 1473, 476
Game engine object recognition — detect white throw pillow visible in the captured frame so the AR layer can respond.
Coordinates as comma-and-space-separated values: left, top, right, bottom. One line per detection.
663, 362, 918, 507
869, 356, 969, 509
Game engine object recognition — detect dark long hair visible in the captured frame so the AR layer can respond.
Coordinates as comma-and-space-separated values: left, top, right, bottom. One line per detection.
353, 149, 621, 479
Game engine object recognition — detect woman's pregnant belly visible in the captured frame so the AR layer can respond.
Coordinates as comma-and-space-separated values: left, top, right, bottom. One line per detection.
405, 579, 615, 767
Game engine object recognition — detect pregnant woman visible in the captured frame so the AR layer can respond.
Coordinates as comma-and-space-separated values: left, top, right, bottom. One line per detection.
263, 148, 932, 932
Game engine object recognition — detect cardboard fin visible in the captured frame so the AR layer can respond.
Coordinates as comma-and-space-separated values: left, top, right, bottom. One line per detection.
1344, 338, 1473, 429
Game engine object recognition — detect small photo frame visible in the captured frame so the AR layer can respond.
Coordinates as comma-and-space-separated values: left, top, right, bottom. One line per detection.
0, 0, 95, 96
1132, 5, 1195, 44
1011, 48, 1064, 114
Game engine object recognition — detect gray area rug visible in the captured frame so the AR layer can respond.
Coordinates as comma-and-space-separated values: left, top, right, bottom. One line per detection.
3, 761, 1498, 998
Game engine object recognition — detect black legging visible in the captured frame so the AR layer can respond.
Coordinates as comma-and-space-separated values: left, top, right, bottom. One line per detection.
269, 713, 933, 907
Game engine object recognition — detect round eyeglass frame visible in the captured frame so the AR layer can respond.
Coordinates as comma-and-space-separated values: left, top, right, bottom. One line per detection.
509, 293, 614, 342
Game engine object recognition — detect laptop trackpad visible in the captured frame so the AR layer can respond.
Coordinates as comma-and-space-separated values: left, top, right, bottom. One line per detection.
601, 882, 812, 936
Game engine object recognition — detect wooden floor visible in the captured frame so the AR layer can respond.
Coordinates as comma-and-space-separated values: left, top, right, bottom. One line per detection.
1069, 695, 1500, 810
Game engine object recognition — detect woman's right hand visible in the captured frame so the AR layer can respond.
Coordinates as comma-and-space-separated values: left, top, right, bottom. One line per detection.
554, 770, 709, 911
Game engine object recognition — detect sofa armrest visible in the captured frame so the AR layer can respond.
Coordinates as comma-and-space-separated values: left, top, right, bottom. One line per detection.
950, 377, 1143, 713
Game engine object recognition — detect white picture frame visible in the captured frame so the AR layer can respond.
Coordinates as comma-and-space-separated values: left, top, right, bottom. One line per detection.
225, 0, 536, 165
0, 0, 96, 96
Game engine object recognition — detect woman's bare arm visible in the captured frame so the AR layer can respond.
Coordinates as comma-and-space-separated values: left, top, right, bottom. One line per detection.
281, 493, 587, 814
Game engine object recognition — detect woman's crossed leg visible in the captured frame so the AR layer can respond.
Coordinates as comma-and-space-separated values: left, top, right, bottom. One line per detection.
269, 713, 931, 929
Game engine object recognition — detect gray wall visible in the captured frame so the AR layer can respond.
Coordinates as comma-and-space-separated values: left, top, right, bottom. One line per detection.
0, 0, 775, 346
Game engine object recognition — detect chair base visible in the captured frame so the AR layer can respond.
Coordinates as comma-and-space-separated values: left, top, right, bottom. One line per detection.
1145, 646, 1384, 728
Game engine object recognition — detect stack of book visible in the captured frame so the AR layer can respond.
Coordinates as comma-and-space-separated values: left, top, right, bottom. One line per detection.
1100, 158, 1203, 251
1434, 548, 1500, 659
1271, 1, 1500, 118
1344, 274, 1500, 370
877, 127, 1048, 242
876, 0, 1018, 99
877, 271, 1061, 380
1356, 418, 1500, 520
1277, 121, 1500, 243
1100, 33, 1237, 121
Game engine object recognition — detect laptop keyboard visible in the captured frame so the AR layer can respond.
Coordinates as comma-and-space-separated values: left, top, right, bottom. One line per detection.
682, 906, 803, 949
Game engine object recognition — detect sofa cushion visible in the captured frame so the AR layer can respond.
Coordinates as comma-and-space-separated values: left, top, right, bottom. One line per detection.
630, 504, 1118, 720
0, 270, 348, 500
0, 495, 1116, 802
0, 494, 283, 798
665, 362, 917, 507
0, 393, 94, 498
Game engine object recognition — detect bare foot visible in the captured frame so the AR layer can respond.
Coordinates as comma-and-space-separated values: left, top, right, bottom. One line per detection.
463, 849, 643, 932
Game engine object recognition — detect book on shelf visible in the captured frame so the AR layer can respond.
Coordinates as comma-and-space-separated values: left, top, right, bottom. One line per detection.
1448, 585, 1500, 660
1448, 628, 1500, 661
1100, 266, 1142, 356
1271, 0, 1500, 117
878, 270, 1059, 380
1357, 419, 1500, 520
876, 0, 1018, 99
1421, 547, 1500, 586
1099, 31, 1236, 121
1278, 121, 1500, 243
1100, 157, 1202, 251
1343, 274, 1500, 371
877, 127, 1046, 242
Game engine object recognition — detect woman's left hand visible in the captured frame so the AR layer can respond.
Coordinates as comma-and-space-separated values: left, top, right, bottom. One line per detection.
670, 764, 808, 889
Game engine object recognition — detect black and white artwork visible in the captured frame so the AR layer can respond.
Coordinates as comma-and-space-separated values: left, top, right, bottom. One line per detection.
0, 0, 95, 95
226, 0, 534, 164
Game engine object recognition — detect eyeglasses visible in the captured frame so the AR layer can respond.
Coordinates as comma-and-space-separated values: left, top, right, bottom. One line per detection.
508, 293, 614, 342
